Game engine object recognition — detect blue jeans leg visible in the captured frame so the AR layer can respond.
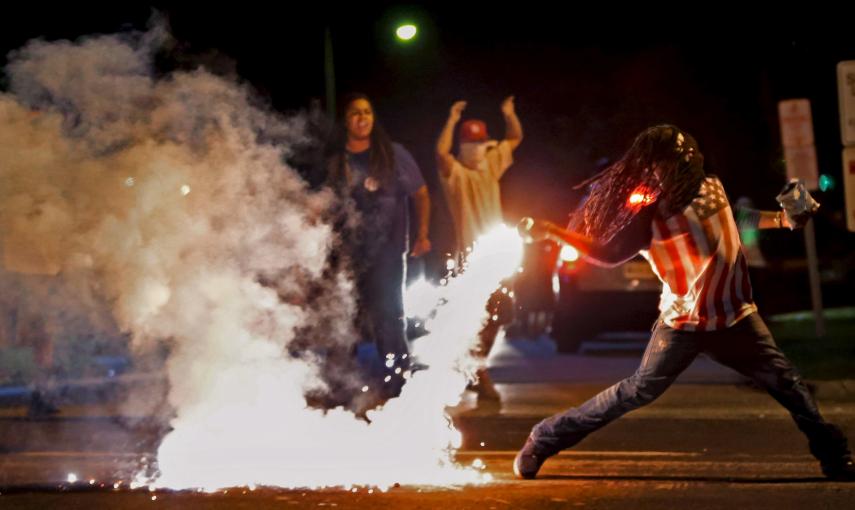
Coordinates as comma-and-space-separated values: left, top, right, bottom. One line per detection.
531, 322, 700, 453
702, 314, 851, 464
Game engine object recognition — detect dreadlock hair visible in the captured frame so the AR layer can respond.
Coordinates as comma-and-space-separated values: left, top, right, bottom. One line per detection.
325, 92, 396, 190
572, 124, 706, 242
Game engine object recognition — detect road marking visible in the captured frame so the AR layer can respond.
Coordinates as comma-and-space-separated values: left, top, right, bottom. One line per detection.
14, 452, 149, 458
13, 450, 703, 459
457, 450, 702, 457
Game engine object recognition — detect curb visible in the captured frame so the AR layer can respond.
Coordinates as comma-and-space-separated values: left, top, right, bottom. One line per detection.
810, 379, 855, 400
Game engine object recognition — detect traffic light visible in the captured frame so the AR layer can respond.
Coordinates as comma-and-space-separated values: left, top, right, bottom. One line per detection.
818, 173, 836, 192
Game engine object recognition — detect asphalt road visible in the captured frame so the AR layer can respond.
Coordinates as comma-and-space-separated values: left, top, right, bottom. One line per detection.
2, 381, 854, 508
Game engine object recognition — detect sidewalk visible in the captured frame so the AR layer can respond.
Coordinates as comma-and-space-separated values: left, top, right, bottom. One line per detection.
2, 333, 853, 414
488, 335, 745, 384
488, 335, 855, 400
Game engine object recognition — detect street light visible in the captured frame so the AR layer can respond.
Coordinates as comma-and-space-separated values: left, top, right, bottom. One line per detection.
818, 173, 836, 192
324, 21, 420, 118
395, 23, 417, 42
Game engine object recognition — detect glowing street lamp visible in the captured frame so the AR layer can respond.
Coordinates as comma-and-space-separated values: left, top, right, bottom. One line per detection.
324, 21, 419, 119
396, 23, 417, 42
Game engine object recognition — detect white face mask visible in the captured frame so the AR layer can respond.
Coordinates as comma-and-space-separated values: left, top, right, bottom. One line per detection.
458, 140, 497, 169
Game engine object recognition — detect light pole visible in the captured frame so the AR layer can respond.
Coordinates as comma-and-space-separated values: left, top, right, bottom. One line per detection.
324, 26, 336, 120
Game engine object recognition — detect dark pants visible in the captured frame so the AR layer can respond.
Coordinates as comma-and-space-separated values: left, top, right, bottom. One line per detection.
356, 247, 409, 365
530, 313, 850, 465
473, 281, 515, 359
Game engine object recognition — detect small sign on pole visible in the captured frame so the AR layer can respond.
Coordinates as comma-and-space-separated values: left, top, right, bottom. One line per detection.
843, 147, 855, 233
779, 99, 819, 190
838, 61, 855, 146
778, 98, 824, 337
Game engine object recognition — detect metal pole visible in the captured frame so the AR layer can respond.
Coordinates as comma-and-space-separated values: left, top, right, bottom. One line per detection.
324, 27, 336, 121
803, 218, 825, 337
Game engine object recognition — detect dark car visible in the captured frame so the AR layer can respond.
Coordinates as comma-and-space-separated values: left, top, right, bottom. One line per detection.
550, 245, 660, 353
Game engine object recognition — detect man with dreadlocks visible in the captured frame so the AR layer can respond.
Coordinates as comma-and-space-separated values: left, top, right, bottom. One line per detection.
514, 125, 854, 481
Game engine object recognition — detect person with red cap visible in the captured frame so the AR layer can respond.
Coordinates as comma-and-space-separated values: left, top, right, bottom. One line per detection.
436, 96, 523, 403
437, 97, 522, 251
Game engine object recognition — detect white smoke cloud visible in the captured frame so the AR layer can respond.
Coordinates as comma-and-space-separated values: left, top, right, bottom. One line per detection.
0, 23, 522, 490
1, 25, 350, 430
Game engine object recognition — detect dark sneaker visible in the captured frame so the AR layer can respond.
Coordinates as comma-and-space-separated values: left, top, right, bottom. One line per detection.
513, 435, 553, 479
822, 457, 855, 481
466, 368, 501, 404
474, 368, 501, 402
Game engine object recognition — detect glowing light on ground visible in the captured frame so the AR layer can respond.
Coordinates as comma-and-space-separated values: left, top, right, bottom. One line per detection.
149, 226, 523, 491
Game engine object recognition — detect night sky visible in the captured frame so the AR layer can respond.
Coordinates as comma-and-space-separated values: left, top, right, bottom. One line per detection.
2, 4, 854, 295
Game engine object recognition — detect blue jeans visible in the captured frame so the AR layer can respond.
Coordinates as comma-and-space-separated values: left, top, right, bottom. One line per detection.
355, 246, 409, 367
530, 313, 850, 464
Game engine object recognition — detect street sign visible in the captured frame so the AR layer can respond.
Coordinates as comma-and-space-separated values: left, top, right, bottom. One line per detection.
838, 61, 855, 146
782, 145, 819, 190
779, 99, 815, 147
843, 147, 855, 232
779, 99, 819, 189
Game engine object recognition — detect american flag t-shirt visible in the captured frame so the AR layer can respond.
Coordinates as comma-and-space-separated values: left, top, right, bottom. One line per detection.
641, 176, 757, 331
